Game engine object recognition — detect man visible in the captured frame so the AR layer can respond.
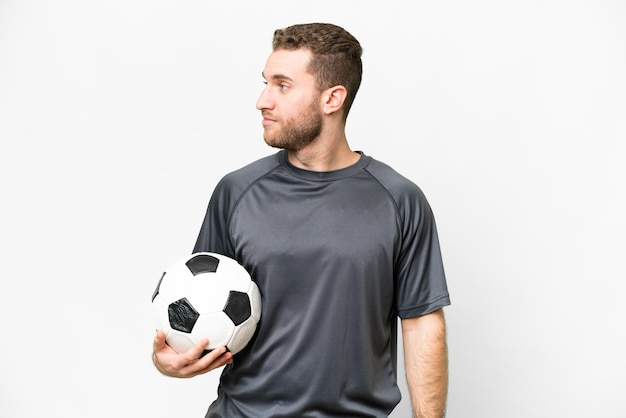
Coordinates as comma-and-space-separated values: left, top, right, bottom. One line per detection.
153, 23, 451, 418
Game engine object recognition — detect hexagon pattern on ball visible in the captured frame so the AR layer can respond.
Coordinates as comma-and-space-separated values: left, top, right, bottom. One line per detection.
152, 252, 262, 355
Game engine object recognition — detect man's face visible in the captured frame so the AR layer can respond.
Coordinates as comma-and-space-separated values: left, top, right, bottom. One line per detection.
256, 48, 323, 151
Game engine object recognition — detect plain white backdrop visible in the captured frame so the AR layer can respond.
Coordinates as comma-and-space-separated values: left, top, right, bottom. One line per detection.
1, 1, 625, 417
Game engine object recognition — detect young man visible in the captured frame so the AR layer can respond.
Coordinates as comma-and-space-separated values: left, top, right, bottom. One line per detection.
152, 23, 451, 418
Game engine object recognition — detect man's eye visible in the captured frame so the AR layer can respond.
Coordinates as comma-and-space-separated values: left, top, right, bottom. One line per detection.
280, 84, 289, 90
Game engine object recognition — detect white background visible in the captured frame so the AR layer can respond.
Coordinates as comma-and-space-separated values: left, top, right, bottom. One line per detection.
1, 1, 625, 417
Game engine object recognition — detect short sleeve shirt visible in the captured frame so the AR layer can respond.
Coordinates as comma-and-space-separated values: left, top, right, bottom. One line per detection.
194, 151, 450, 418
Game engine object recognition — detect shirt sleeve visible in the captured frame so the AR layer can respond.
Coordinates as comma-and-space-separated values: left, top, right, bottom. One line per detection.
394, 183, 450, 318
192, 176, 236, 258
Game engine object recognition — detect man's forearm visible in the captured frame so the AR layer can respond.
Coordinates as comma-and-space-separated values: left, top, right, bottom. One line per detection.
402, 309, 448, 418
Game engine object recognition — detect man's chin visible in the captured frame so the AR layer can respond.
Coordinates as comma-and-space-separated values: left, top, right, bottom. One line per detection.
262, 132, 273, 144
263, 128, 319, 152
263, 135, 284, 150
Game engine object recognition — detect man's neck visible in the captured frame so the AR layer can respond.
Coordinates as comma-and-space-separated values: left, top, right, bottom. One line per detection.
287, 136, 360, 172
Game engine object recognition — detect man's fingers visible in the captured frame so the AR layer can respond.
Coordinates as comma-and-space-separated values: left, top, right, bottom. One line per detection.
184, 348, 233, 377
152, 333, 232, 378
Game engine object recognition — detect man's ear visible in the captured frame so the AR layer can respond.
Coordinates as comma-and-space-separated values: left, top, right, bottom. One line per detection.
321, 85, 348, 115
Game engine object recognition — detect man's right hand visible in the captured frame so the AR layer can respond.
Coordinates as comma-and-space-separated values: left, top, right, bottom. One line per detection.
152, 330, 233, 378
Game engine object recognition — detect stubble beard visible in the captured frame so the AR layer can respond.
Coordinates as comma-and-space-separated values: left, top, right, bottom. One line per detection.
263, 101, 323, 152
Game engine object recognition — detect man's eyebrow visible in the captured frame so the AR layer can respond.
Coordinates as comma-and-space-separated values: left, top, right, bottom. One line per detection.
261, 72, 294, 82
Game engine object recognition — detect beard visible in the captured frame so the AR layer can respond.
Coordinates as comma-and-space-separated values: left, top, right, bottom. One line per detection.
263, 100, 323, 152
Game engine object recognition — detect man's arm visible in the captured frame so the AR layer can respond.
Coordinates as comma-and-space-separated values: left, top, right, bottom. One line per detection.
401, 308, 448, 418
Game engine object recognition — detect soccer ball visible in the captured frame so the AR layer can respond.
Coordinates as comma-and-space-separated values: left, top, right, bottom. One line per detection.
151, 252, 262, 356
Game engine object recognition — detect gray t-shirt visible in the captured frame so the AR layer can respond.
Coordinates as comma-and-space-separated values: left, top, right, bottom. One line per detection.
194, 150, 450, 418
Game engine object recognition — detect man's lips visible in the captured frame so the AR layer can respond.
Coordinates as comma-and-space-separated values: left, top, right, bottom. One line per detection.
261, 115, 277, 127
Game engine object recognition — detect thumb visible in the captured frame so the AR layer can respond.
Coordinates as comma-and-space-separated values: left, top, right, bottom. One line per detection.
153, 330, 166, 351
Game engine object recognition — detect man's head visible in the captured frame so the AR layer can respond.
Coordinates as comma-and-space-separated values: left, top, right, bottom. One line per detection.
271, 23, 363, 120
257, 23, 362, 152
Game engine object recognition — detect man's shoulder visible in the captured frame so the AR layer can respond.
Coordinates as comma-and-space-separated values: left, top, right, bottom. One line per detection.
223, 151, 281, 181
364, 156, 424, 197
217, 151, 283, 193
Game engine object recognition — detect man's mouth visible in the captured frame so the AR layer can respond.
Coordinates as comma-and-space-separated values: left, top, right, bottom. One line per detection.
261, 114, 277, 127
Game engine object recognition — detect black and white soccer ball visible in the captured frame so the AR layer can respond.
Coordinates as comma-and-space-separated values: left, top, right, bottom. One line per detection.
151, 252, 262, 356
